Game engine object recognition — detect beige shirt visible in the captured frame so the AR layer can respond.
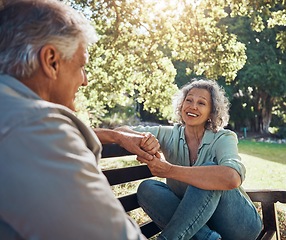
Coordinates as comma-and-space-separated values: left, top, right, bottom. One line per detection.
0, 74, 145, 240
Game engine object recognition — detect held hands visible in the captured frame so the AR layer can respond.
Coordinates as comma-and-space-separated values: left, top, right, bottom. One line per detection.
119, 131, 173, 178
117, 131, 160, 161
137, 152, 173, 178
138, 134, 172, 178
140, 133, 160, 155
94, 127, 160, 162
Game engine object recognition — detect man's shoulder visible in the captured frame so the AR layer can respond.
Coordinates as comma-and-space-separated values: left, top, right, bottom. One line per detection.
0, 90, 83, 141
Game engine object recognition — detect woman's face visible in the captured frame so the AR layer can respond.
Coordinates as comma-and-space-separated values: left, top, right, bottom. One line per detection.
181, 87, 212, 128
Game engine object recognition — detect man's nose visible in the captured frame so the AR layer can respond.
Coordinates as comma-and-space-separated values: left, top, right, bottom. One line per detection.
82, 70, 88, 86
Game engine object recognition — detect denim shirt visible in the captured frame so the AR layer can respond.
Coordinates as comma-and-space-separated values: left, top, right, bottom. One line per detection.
132, 124, 247, 198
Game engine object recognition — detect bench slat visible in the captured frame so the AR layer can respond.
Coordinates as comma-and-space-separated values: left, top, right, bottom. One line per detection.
139, 221, 161, 239
103, 165, 152, 185
246, 189, 286, 203
260, 230, 276, 240
102, 143, 134, 158
118, 193, 140, 212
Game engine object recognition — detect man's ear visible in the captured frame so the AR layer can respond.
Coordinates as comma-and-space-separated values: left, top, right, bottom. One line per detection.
39, 45, 60, 79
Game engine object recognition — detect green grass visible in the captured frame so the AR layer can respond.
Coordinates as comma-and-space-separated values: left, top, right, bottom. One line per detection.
238, 139, 285, 165
238, 139, 286, 189
238, 140, 286, 239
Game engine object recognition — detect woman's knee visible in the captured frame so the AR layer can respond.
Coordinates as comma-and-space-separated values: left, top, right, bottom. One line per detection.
137, 179, 165, 202
138, 179, 158, 195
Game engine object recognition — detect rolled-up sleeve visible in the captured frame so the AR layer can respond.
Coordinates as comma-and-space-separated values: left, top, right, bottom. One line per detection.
214, 131, 246, 182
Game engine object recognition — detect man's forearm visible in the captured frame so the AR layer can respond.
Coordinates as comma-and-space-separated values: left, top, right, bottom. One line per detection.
93, 128, 121, 144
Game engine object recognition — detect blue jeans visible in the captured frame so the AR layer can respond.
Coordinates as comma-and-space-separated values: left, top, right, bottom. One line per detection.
137, 179, 262, 240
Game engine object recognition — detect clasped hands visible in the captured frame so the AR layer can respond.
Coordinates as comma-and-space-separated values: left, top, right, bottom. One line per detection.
137, 133, 172, 178
114, 128, 172, 177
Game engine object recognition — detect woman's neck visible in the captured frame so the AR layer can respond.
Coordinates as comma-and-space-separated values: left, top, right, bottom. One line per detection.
184, 125, 205, 165
184, 125, 205, 145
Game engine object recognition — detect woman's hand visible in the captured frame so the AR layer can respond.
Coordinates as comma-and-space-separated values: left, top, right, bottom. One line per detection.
137, 152, 173, 178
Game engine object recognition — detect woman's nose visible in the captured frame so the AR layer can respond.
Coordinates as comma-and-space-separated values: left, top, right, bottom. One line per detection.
191, 102, 198, 110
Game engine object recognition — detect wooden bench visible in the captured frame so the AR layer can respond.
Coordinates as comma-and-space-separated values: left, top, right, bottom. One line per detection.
102, 144, 286, 240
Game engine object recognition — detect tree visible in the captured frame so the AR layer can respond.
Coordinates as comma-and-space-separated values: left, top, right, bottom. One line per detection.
225, 12, 286, 133
68, 0, 286, 128
70, 0, 248, 125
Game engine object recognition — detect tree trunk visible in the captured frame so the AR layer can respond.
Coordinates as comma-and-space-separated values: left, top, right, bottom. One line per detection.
260, 93, 274, 134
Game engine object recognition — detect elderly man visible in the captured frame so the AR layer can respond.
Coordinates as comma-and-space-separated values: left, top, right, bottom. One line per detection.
0, 1, 159, 239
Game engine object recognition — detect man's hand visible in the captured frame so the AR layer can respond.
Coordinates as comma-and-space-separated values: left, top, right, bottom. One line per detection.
117, 131, 159, 161
94, 128, 160, 161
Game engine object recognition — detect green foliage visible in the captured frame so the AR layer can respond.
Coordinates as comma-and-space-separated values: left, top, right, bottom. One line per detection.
69, 0, 286, 128
224, 12, 286, 132
73, 0, 180, 126
71, 0, 249, 125
98, 103, 140, 128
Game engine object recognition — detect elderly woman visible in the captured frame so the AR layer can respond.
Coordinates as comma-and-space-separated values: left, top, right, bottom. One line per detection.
118, 79, 262, 240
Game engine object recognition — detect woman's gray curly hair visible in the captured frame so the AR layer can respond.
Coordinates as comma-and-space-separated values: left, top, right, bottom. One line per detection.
173, 78, 230, 132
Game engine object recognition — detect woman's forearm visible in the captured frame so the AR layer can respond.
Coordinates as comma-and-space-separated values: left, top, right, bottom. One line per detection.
169, 165, 242, 190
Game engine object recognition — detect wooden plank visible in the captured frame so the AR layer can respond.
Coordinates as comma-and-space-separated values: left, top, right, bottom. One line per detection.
261, 202, 280, 240
246, 189, 286, 203
247, 189, 285, 240
118, 193, 140, 212
103, 165, 153, 185
259, 230, 276, 240
102, 143, 133, 158
140, 221, 161, 239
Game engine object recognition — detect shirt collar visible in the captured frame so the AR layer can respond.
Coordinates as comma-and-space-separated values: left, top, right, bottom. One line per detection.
201, 129, 216, 145
0, 74, 41, 100
179, 124, 216, 148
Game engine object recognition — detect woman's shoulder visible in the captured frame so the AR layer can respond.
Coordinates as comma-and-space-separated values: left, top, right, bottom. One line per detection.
158, 123, 184, 136
215, 128, 236, 135
213, 128, 238, 142
204, 128, 237, 141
